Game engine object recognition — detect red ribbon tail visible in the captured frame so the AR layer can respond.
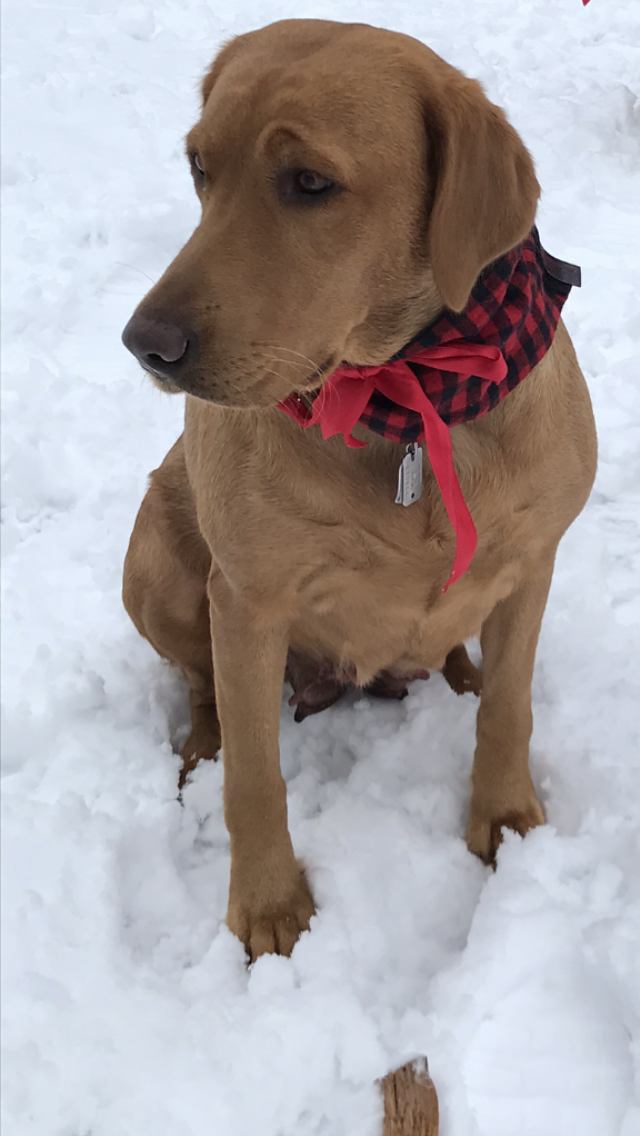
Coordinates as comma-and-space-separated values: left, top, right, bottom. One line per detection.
416, 397, 478, 592
375, 365, 478, 590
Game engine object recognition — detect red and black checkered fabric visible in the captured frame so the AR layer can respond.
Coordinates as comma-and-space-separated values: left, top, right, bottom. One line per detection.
357, 226, 578, 445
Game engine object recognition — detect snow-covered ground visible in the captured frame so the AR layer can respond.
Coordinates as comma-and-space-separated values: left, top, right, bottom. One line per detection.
2, 1, 639, 1133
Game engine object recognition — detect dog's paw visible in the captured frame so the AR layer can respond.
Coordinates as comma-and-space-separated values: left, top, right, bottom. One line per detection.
466, 792, 545, 866
227, 865, 315, 961
442, 644, 482, 697
179, 711, 221, 788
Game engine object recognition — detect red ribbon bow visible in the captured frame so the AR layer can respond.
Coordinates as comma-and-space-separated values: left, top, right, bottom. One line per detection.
279, 341, 508, 591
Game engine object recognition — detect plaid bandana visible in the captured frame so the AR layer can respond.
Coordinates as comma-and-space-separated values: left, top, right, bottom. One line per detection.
279, 228, 580, 590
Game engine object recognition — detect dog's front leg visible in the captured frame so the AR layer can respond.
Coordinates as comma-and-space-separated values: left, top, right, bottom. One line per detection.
209, 572, 315, 960
466, 560, 554, 865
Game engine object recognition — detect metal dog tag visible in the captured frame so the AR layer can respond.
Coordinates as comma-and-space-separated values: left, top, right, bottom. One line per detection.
395, 443, 423, 507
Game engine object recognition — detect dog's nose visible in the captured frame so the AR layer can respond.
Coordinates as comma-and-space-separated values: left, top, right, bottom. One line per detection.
122, 313, 189, 372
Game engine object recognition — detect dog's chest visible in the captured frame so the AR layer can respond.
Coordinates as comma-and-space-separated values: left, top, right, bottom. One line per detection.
213, 457, 520, 676
285, 512, 520, 677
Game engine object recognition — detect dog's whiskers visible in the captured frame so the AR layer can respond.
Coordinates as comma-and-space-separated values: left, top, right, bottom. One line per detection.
256, 353, 311, 372
114, 261, 157, 286
256, 344, 323, 375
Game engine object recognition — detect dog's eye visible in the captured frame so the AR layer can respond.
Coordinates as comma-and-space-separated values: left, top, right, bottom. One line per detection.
278, 168, 341, 206
295, 170, 334, 195
190, 152, 206, 182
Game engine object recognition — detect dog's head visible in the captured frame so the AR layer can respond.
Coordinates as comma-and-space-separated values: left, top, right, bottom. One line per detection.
122, 20, 539, 408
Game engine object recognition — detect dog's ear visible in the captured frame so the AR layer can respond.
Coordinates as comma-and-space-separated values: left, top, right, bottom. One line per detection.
424, 73, 540, 311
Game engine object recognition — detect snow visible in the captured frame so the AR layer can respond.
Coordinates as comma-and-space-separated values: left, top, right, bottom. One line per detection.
1, 1, 639, 1133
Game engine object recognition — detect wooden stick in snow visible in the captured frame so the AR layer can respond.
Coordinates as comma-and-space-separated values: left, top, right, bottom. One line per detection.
381, 1058, 439, 1136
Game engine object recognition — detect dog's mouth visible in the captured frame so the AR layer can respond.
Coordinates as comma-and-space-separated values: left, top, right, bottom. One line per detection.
287, 355, 336, 406
142, 365, 185, 395
142, 353, 337, 408
302, 356, 335, 385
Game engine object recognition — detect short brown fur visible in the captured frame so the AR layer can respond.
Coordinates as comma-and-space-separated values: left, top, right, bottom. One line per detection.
122, 20, 597, 960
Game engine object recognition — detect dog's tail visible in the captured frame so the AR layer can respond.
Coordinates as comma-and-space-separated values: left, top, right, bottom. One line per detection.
381, 1059, 439, 1136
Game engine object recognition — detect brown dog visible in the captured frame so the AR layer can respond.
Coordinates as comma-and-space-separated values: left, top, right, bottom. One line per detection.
121, 20, 597, 961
